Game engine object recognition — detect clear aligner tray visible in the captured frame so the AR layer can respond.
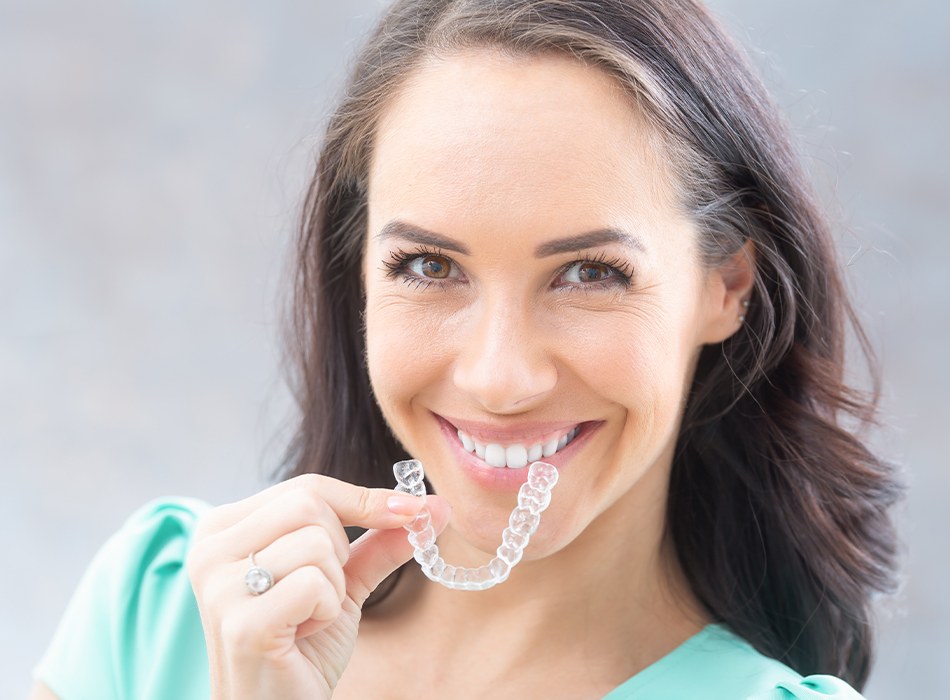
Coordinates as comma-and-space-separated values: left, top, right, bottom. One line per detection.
393, 459, 559, 591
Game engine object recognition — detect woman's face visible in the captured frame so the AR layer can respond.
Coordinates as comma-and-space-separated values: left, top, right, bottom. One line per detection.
363, 50, 743, 560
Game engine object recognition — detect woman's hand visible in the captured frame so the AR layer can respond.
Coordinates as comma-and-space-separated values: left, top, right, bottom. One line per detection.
186, 474, 450, 700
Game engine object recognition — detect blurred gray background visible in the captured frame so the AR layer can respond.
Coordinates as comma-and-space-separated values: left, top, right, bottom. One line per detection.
2, 1, 946, 698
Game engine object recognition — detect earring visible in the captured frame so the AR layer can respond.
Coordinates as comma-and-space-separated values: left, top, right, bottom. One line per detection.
738, 298, 750, 323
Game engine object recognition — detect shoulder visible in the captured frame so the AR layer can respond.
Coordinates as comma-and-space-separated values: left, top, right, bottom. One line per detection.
758, 675, 868, 699
80, 496, 211, 609
119, 496, 209, 555
690, 626, 867, 700
35, 498, 212, 700
605, 625, 867, 700
99, 496, 210, 572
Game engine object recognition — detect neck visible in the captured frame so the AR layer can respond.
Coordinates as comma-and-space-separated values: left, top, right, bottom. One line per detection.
368, 468, 709, 687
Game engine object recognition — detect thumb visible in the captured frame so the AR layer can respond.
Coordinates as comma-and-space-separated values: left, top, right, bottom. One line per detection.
344, 495, 452, 607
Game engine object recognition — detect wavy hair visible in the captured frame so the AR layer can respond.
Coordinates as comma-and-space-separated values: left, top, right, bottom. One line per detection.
280, 0, 901, 689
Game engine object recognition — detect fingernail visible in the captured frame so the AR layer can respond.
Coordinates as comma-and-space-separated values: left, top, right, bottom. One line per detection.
387, 494, 424, 516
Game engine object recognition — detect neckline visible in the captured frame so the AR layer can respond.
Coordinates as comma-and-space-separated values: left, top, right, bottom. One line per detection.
600, 623, 729, 699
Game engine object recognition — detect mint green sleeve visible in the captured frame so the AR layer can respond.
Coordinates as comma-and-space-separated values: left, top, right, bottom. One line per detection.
34, 498, 213, 700
753, 674, 867, 699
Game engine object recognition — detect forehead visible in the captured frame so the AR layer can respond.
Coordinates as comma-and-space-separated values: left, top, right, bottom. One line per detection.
367, 49, 680, 238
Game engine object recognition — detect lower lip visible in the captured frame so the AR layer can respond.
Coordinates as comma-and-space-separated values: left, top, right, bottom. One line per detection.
435, 415, 600, 492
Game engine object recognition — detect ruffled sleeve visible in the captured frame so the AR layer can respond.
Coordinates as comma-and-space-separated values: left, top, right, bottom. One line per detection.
34, 498, 212, 700
753, 674, 867, 699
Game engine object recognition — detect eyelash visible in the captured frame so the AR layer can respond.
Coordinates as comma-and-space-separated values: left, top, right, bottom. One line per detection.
554, 251, 634, 291
381, 246, 634, 291
380, 246, 450, 291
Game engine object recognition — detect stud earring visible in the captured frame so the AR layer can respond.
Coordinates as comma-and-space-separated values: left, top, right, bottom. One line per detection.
738, 298, 750, 323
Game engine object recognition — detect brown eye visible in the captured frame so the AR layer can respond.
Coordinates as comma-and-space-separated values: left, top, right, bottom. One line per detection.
555, 258, 631, 289
398, 251, 461, 285
576, 262, 611, 282
418, 254, 451, 279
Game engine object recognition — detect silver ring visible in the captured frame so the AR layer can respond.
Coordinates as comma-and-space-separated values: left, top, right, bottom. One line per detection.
244, 552, 274, 595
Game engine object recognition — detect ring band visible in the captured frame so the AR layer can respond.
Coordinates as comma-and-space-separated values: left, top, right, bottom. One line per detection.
244, 552, 274, 595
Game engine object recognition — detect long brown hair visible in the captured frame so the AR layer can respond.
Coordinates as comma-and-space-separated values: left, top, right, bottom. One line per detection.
281, 0, 901, 688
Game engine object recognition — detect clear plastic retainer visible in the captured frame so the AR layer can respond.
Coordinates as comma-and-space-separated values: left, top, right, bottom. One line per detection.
392, 459, 559, 591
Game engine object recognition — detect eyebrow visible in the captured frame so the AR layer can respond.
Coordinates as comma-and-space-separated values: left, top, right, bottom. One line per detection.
534, 228, 646, 257
375, 220, 645, 257
375, 221, 470, 255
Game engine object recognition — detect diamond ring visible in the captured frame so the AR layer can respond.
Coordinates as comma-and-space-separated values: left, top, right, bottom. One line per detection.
244, 552, 274, 595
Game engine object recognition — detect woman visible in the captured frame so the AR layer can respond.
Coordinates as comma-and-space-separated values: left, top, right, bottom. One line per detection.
31, 1, 900, 698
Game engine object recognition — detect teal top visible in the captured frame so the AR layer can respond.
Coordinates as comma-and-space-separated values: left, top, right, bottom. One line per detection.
35, 498, 867, 700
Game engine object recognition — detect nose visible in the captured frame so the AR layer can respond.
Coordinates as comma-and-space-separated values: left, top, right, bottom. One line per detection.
451, 296, 558, 413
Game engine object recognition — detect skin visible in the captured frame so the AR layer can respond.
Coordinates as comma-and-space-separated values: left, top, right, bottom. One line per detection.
31, 49, 754, 700
347, 50, 753, 698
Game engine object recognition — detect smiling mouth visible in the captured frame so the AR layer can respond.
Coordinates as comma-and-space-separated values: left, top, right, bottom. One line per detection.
453, 424, 581, 468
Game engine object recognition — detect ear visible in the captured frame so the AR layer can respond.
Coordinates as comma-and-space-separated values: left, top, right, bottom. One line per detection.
698, 239, 756, 345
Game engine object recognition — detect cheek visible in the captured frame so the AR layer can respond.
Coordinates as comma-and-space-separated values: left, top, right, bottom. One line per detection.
364, 294, 458, 418
556, 301, 692, 406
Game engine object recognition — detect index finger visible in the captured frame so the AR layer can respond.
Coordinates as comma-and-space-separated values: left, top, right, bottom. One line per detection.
199, 473, 423, 536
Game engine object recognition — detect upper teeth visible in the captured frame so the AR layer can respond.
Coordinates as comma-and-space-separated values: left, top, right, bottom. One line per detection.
456, 426, 579, 468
